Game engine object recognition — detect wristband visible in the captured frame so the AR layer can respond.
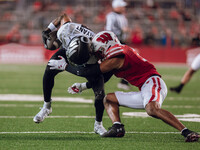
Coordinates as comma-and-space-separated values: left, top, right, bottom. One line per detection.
48, 23, 57, 32
81, 82, 87, 90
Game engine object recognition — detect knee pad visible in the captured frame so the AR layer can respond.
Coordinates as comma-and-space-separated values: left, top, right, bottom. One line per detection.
95, 91, 105, 101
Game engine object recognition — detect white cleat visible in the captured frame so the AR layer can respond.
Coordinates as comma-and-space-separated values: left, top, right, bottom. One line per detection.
33, 107, 52, 123
94, 121, 107, 136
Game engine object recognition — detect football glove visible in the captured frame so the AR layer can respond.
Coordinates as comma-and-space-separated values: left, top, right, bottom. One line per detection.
68, 82, 87, 94
48, 56, 67, 70
42, 30, 51, 49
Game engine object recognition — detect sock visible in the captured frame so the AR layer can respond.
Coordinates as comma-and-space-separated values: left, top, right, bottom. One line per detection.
43, 101, 51, 109
181, 128, 192, 137
179, 83, 184, 89
113, 121, 121, 125
95, 120, 102, 125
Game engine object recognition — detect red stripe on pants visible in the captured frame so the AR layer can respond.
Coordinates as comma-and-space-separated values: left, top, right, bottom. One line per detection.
156, 77, 161, 102
149, 78, 156, 103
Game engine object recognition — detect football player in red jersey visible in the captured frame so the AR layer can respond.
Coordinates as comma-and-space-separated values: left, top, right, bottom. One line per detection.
48, 31, 199, 142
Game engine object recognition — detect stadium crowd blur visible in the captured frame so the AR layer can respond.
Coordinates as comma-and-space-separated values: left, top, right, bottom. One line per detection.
1, 0, 200, 48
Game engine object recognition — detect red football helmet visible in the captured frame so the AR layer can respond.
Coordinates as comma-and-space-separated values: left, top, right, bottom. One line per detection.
92, 31, 121, 59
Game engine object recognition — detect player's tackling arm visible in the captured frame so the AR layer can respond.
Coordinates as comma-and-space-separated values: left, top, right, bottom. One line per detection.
65, 57, 124, 77
100, 57, 124, 73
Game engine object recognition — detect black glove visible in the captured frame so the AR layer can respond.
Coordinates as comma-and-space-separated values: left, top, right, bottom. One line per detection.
42, 29, 51, 48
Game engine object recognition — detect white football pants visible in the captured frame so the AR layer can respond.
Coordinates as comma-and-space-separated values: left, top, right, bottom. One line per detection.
191, 53, 200, 71
115, 76, 168, 109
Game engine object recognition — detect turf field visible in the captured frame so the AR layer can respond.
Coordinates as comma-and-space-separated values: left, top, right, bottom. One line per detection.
0, 64, 200, 149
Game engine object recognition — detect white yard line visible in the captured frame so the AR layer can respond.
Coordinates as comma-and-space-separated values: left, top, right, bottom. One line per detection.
0, 131, 183, 134
0, 94, 200, 102
1, 113, 200, 122
163, 105, 200, 109
0, 94, 93, 103
167, 97, 200, 101
0, 116, 98, 119
0, 94, 200, 123
0, 104, 92, 108
1, 104, 200, 109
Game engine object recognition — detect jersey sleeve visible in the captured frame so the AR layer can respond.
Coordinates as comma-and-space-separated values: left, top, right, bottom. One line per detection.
105, 45, 124, 60
65, 63, 102, 77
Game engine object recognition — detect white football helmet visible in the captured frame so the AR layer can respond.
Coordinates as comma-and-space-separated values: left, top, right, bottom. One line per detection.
92, 31, 121, 59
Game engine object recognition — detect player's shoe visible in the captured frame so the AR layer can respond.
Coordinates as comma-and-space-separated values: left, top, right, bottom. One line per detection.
94, 121, 107, 136
169, 84, 184, 94
101, 124, 125, 137
33, 107, 52, 123
185, 132, 199, 142
117, 83, 130, 90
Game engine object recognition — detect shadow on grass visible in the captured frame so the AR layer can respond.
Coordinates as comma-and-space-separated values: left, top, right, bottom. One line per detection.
0, 134, 99, 141
0, 133, 184, 143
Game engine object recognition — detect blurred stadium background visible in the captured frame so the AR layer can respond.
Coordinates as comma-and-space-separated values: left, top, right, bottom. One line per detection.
0, 0, 200, 64
0, 1, 200, 149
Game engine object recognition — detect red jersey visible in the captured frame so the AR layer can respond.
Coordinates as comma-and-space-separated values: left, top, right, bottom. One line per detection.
104, 44, 161, 89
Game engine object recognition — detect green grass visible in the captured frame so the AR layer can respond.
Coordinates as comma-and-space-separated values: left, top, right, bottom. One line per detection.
0, 64, 200, 150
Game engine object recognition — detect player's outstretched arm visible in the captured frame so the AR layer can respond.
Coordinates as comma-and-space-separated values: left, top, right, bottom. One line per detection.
65, 57, 123, 77
48, 56, 123, 77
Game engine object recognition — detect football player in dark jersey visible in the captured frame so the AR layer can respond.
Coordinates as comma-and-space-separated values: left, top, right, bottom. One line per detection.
33, 13, 110, 136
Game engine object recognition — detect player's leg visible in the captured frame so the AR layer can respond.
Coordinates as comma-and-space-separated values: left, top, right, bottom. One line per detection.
102, 91, 144, 137
146, 101, 185, 130
143, 76, 199, 142
145, 101, 199, 142
170, 68, 195, 93
102, 93, 124, 137
87, 75, 107, 135
170, 54, 200, 94
33, 48, 66, 123
104, 93, 121, 123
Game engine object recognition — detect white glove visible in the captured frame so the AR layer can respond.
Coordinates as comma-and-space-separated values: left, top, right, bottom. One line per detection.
68, 82, 87, 94
48, 56, 67, 70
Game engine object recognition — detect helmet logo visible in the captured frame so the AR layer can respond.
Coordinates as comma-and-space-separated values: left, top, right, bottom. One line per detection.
96, 33, 113, 44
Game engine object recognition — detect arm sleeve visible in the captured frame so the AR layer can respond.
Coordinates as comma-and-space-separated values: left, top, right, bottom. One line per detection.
65, 63, 102, 77
85, 71, 113, 89
103, 71, 113, 83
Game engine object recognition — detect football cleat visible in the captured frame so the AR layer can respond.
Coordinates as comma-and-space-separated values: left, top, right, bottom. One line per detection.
94, 121, 107, 136
33, 107, 52, 123
185, 132, 200, 142
101, 124, 125, 138
169, 84, 184, 94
